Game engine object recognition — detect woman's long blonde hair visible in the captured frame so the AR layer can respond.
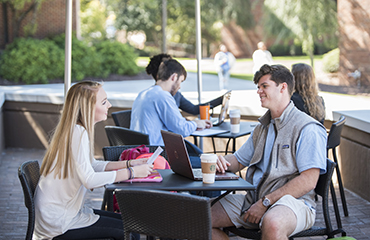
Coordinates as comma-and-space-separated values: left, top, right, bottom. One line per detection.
291, 63, 325, 122
40, 81, 101, 179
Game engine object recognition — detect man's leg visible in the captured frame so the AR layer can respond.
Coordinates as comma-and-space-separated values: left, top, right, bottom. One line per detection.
260, 205, 296, 240
211, 201, 234, 240
224, 70, 230, 89
260, 195, 316, 240
218, 71, 224, 90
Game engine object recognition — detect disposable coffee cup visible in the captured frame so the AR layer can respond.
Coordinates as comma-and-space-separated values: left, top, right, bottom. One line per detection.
199, 104, 210, 120
229, 109, 240, 134
200, 154, 217, 184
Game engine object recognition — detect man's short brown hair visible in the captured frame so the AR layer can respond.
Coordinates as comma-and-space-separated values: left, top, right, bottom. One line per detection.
253, 64, 295, 96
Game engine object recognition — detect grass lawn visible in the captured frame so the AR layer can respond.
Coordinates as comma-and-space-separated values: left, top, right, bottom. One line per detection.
200, 71, 254, 81
137, 55, 324, 82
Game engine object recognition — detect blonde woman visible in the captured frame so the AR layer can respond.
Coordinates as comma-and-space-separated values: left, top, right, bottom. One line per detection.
291, 63, 326, 124
33, 81, 152, 240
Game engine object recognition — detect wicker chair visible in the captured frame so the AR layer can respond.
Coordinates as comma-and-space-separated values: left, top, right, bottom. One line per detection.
18, 160, 113, 240
111, 110, 131, 128
327, 116, 348, 217
105, 126, 149, 146
18, 160, 40, 240
116, 189, 212, 240
224, 159, 346, 239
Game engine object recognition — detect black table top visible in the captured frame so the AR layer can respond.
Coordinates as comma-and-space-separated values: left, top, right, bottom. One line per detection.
191, 121, 257, 138
106, 169, 255, 192
215, 121, 258, 138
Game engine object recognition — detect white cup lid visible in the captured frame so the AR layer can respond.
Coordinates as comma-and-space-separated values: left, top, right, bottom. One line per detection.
229, 109, 240, 117
200, 154, 217, 162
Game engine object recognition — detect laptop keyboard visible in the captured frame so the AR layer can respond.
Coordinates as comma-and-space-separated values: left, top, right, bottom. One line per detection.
192, 168, 203, 178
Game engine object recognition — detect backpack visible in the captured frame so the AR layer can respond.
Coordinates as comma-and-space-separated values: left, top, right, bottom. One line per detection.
113, 145, 170, 212
119, 145, 149, 161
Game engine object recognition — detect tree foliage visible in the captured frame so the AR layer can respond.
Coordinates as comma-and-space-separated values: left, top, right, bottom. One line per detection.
263, 0, 338, 65
0, 38, 64, 83
1, 0, 45, 40
108, 0, 254, 54
80, 0, 108, 43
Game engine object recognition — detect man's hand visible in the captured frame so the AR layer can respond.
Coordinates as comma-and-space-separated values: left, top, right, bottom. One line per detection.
194, 119, 213, 130
216, 155, 231, 173
242, 199, 267, 224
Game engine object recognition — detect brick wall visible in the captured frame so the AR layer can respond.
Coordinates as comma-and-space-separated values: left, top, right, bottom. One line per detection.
0, 0, 77, 48
338, 0, 370, 86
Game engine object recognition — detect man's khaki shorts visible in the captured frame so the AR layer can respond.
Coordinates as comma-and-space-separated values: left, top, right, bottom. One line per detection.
219, 194, 316, 236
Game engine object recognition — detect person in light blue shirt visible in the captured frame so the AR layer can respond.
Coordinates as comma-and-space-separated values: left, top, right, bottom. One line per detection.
146, 53, 224, 115
130, 58, 212, 146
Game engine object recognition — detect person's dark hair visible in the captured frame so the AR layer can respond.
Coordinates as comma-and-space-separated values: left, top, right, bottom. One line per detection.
253, 64, 295, 96
157, 59, 187, 81
146, 53, 172, 81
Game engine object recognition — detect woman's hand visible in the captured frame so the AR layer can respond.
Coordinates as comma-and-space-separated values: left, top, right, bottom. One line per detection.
132, 164, 153, 178
129, 158, 149, 166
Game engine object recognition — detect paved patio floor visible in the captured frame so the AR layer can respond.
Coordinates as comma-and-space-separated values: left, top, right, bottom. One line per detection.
1, 148, 370, 240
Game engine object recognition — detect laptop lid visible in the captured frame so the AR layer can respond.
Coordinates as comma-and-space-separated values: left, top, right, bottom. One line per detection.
161, 130, 239, 180
161, 130, 196, 180
214, 90, 231, 126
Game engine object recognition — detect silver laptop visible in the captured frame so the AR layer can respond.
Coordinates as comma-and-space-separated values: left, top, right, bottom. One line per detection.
212, 90, 231, 126
161, 130, 239, 181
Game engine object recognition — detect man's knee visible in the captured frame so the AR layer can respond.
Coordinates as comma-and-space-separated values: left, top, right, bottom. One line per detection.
260, 211, 282, 236
260, 204, 297, 238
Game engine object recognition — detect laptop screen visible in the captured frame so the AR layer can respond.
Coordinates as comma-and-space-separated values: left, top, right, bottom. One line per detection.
218, 90, 231, 123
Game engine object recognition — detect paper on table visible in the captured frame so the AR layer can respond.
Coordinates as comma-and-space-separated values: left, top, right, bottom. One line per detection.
191, 128, 229, 137
147, 146, 163, 165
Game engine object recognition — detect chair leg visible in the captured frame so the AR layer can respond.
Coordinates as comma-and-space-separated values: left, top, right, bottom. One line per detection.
193, 136, 198, 147
330, 181, 343, 230
333, 149, 349, 216
225, 138, 231, 155
211, 137, 217, 154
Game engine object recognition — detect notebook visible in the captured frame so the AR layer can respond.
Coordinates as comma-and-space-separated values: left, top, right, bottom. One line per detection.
212, 90, 232, 126
161, 130, 239, 181
121, 170, 163, 183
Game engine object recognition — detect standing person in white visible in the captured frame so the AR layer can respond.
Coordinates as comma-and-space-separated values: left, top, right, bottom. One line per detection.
214, 44, 236, 90
33, 81, 153, 240
252, 41, 274, 74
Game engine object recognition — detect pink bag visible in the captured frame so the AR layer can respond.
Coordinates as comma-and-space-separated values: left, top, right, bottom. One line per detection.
114, 145, 150, 212
119, 145, 149, 161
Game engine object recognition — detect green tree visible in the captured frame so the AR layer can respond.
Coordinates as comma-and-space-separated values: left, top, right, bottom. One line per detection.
80, 0, 108, 43
263, 0, 338, 66
109, 0, 254, 56
1, 0, 45, 40
111, 0, 162, 44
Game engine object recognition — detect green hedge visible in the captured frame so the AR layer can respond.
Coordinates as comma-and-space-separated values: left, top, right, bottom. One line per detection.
49, 34, 106, 81
322, 48, 339, 73
0, 35, 140, 84
0, 38, 64, 84
95, 40, 140, 75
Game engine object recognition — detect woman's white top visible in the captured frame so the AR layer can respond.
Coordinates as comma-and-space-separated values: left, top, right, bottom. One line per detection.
33, 125, 117, 239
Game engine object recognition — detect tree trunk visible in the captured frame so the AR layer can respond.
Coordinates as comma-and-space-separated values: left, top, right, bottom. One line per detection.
8, 0, 40, 40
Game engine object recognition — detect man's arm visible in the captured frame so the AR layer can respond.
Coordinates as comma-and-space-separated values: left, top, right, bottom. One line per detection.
243, 168, 320, 224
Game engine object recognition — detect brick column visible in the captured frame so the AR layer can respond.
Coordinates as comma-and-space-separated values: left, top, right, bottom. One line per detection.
338, 0, 370, 86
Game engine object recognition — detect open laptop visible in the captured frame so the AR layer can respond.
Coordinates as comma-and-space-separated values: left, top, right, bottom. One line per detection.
161, 130, 239, 181
212, 90, 231, 126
